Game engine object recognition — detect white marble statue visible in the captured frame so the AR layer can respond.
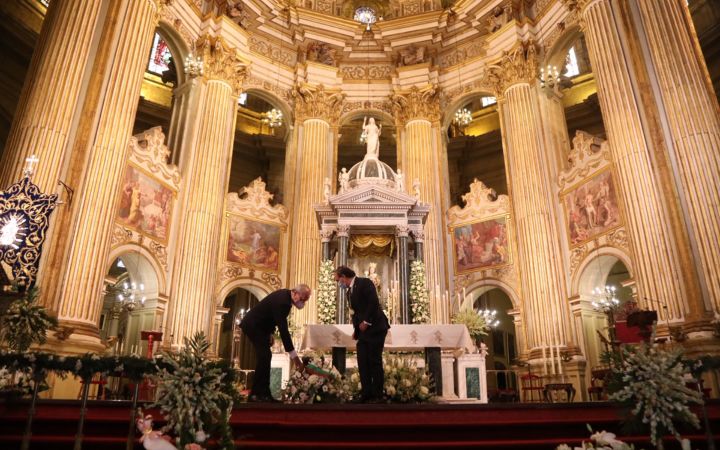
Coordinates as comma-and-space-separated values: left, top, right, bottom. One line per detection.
323, 177, 331, 204
338, 167, 349, 193
396, 169, 405, 192
363, 117, 381, 159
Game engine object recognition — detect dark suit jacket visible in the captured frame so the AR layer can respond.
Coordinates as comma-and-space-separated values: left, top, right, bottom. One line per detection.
240, 289, 295, 352
349, 277, 390, 342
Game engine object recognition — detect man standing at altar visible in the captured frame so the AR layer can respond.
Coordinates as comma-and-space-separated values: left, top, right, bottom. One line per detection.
240, 284, 310, 402
334, 266, 390, 403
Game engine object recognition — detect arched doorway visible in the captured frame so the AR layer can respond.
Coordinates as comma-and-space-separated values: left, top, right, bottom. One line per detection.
471, 286, 517, 402
100, 252, 161, 356
444, 93, 507, 206
576, 252, 633, 368
229, 90, 289, 203
218, 287, 260, 370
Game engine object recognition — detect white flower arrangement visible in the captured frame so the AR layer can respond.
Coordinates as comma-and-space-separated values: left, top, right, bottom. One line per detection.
316, 260, 337, 324
608, 342, 702, 448
556, 426, 693, 450
283, 354, 348, 404
409, 260, 430, 324
152, 332, 234, 449
383, 355, 434, 403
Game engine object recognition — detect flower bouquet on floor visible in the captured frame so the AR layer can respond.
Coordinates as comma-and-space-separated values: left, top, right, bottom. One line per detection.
283, 353, 349, 404
383, 355, 434, 403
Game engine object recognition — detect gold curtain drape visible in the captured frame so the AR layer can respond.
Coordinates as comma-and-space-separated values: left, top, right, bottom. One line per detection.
349, 234, 395, 258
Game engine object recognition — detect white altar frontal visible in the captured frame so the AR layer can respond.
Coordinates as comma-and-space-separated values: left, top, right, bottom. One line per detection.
301, 324, 487, 402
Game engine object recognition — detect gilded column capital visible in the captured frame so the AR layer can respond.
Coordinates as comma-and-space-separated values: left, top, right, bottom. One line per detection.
197, 35, 249, 96
292, 83, 345, 124
395, 225, 410, 238
484, 41, 540, 95
390, 85, 441, 124
562, 0, 600, 14
319, 228, 335, 242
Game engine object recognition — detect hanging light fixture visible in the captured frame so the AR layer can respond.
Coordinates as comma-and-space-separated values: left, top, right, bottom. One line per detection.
539, 64, 561, 90
454, 107, 472, 127
478, 308, 500, 328
115, 279, 147, 312
262, 108, 283, 128
184, 42, 204, 78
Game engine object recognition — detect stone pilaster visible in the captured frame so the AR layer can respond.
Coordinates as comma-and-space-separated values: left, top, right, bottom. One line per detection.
51, 0, 163, 351
579, 0, 692, 322
289, 83, 345, 326
0, 0, 103, 192
390, 85, 447, 322
491, 43, 574, 351
634, 0, 720, 317
167, 36, 247, 346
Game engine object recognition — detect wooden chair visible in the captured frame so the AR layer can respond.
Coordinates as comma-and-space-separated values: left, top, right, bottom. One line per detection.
587, 367, 610, 401
520, 372, 544, 402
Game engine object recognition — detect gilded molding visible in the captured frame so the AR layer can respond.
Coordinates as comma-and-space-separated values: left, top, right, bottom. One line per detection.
226, 177, 288, 225
485, 41, 540, 95
197, 35, 249, 96
340, 65, 393, 80
292, 83, 346, 124
110, 224, 169, 271
128, 127, 181, 188
447, 179, 510, 224
390, 85, 440, 124
158, 6, 194, 48
249, 36, 297, 66
557, 130, 611, 191
342, 100, 394, 117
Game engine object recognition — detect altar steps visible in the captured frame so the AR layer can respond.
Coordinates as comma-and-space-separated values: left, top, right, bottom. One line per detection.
1, 400, 718, 450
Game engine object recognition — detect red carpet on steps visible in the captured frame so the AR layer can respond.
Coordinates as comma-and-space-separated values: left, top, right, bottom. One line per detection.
0, 400, 718, 449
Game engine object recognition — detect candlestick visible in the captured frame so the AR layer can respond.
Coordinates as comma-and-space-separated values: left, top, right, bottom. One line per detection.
557, 343, 563, 375
542, 343, 548, 375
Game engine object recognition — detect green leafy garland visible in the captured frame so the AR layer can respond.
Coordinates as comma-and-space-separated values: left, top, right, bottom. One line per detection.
152, 332, 236, 449
606, 342, 702, 447
409, 260, 430, 324
316, 259, 337, 324
0, 288, 58, 352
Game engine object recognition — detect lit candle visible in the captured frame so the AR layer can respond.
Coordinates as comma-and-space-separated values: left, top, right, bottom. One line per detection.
557, 343, 563, 375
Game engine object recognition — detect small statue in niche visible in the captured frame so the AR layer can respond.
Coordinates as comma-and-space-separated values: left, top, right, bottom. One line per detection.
307, 41, 338, 67
365, 262, 382, 292
397, 44, 427, 67
338, 167, 350, 193
227, 0, 248, 28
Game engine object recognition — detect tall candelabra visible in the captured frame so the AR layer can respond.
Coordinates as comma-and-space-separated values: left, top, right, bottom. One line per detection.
231, 308, 247, 369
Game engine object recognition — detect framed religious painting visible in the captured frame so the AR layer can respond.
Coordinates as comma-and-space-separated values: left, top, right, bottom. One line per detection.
225, 213, 282, 273
561, 168, 622, 248
451, 214, 511, 275
116, 164, 175, 244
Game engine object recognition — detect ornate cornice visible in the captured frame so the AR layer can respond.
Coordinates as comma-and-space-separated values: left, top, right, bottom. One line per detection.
292, 83, 345, 124
484, 41, 540, 95
226, 177, 288, 225
197, 35, 249, 96
128, 127, 181, 188
390, 85, 441, 124
447, 179, 510, 224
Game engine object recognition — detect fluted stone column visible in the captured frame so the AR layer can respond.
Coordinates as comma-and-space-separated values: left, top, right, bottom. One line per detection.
491, 44, 573, 352
336, 225, 349, 324
633, 0, 720, 316
391, 86, 447, 322
397, 226, 410, 324
578, 0, 693, 322
289, 84, 344, 326
0, 0, 103, 192
52, 0, 162, 349
167, 36, 247, 346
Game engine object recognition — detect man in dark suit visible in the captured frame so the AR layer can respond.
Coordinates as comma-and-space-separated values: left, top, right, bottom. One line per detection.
334, 266, 389, 402
240, 284, 310, 402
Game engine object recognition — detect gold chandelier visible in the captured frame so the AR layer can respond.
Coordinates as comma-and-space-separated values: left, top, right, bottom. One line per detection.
454, 107, 472, 127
